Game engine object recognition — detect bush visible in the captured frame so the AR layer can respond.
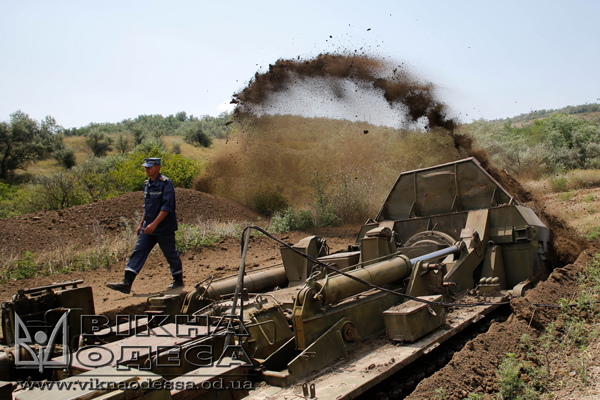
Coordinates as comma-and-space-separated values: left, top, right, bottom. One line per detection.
586, 226, 600, 241
53, 146, 77, 169
110, 146, 202, 191
184, 127, 212, 148
6, 252, 39, 280
175, 221, 242, 253
74, 156, 121, 201
32, 172, 84, 209
252, 185, 289, 216
115, 132, 131, 154
172, 141, 182, 155
134, 136, 168, 154
270, 207, 314, 233
85, 129, 113, 157
497, 353, 540, 400
0, 182, 35, 218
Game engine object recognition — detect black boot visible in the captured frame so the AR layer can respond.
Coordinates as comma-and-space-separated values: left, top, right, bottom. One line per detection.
166, 274, 184, 290
106, 271, 136, 294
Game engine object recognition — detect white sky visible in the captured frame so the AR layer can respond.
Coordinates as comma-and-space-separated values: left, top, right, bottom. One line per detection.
1, 0, 598, 128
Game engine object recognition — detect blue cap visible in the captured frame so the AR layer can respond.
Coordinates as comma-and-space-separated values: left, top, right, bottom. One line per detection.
142, 158, 161, 167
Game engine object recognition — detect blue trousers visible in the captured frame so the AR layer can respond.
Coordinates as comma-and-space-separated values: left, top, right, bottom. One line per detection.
125, 232, 183, 277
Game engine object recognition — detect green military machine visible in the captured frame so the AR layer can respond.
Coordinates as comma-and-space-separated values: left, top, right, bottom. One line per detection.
1, 158, 549, 400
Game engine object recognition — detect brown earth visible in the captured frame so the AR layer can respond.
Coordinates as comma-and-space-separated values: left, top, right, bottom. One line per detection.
0, 187, 360, 315
0, 188, 261, 256
0, 220, 360, 316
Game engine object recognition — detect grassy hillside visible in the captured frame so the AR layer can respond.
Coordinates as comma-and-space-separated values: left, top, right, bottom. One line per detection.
492, 103, 600, 125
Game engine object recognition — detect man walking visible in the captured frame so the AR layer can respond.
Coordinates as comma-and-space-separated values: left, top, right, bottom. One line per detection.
106, 158, 184, 294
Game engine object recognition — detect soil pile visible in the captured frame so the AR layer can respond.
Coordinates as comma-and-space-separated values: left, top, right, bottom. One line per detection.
0, 188, 261, 255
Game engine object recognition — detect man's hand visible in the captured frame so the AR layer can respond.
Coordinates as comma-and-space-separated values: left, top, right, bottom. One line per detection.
136, 225, 143, 236
144, 222, 158, 234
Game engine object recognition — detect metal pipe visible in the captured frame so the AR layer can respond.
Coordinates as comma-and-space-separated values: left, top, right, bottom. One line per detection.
320, 255, 413, 306
409, 245, 459, 264
199, 267, 288, 300
224, 229, 251, 349
318, 245, 460, 306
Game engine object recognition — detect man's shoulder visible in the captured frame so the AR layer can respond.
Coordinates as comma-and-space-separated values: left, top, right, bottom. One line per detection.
159, 175, 169, 182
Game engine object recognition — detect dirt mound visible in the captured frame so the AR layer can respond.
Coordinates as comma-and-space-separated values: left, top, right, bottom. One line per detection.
406, 243, 600, 400
0, 188, 261, 255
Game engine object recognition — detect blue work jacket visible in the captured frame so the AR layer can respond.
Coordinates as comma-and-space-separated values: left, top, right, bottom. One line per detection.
142, 173, 178, 235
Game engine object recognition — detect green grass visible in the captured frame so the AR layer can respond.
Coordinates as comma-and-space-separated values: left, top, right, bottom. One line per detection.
558, 191, 575, 201
175, 220, 243, 253
586, 226, 600, 241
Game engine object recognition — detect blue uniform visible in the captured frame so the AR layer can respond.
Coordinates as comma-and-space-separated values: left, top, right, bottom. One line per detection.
125, 174, 183, 277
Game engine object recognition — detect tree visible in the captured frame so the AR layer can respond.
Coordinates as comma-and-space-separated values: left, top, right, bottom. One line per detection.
85, 129, 113, 157
125, 120, 146, 145
115, 132, 131, 154
0, 111, 48, 179
54, 146, 77, 169
175, 111, 188, 122
184, 126, 212, 148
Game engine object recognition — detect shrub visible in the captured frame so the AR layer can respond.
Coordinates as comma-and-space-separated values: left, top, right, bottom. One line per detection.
310, 173, 341, 227
111, 149, 201, 191
269, 207, 314, 233
0, 182, 35, 218
53, 146, 77, 169
115, 132, 131, 154
74, 156, 121, 201
172, 141, 182, 155
558, 191, 574, 201
496, 353, 540, 400
330, 174, 375, 223
252, 185, 289, 216
85, 129, 113, 157
31, 171, 84, 209
184, 127, 212, 148
7, 252, 39, 280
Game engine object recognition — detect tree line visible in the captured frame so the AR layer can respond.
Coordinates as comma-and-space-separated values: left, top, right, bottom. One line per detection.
66, 111, 231, 149
0, 110, 232, 178
491, 103, 600, 124
0, 110, 225, 216
463, 113, 600, 177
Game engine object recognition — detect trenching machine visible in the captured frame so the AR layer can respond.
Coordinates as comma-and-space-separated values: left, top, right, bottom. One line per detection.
0, 158, 548, 400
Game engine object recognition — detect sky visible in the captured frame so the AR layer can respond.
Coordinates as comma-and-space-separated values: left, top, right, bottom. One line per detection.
1, 0, 598, 128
